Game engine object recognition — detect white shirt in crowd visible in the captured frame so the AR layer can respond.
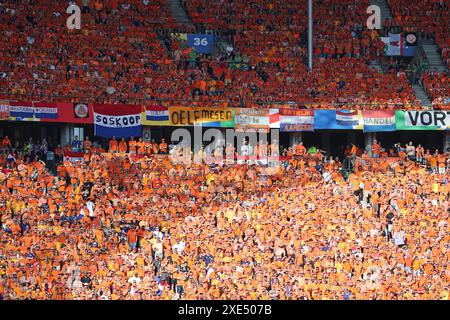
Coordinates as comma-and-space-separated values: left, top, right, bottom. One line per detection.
128, 276, 141, 284
86, 200, 95, 217
393, 231, 405, 246
323, 171, 331, 183
406, 145, 416, 156
172, 241, 185, 255
241, 144, 253, 156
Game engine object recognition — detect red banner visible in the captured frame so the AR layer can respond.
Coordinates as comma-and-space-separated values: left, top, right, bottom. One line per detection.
44, 103, 94, 124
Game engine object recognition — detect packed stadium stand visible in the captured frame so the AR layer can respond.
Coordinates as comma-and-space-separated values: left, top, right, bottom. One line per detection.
388, 0, 448, 67
1, 0, 450, 302
2, 0, 448, 109
387, 0, 449, 106
0, 0, 175, 104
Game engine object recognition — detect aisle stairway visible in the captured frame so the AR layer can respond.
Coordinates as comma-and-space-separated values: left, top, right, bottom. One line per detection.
421, 39, 447, 73
412, 84, 432, 107
368, 0, 393, 72
370, 0, 393, 23
168, 0, 192, 25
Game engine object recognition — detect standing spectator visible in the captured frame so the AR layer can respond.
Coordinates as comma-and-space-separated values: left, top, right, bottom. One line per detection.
159, 139, 168, 154
437, 151, 447, 174
54, 144, 63, 163
372, 140, 381, 158
1, 136, 11, 151
81, 0, 90, 13
128, 227, 138, 251
71, 136, 82, 152
128, 137, 137, 154
6, 150, 16, 165
174, 48, 183, 70
294, 142, 306, 157
393, 227, 406, 247
405, 142, 416, 161
416, 144, 424, 164
83, 137, 92, 152
350, 143, 358, 167
119, 138, 128, 153
109, 137, 118, 153
94, 0, 103, 12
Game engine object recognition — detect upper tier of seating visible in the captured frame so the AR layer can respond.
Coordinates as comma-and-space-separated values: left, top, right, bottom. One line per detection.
4, 0, 449, 109
388, 0, 449, 67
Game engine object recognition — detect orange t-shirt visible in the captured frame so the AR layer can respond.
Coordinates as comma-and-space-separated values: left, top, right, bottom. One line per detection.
109, 140, 118, 152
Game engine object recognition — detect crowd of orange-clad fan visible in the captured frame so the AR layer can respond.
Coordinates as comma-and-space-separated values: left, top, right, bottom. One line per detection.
0, 0, 435, 110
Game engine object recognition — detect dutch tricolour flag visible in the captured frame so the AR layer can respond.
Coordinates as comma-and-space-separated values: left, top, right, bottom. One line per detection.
362, 110, 396, 132
9, 101, 35, 119
93, 104, 142, 138
146, 105, 169, 122
34, 106, 58, 119
336, 110, 360, 126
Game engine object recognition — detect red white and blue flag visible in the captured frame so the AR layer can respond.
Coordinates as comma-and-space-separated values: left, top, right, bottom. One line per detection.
93, 104, 142, 138
34, 102, 58, 119
144, 105, 170, 125
362, 110, 395, 132
9, 101, 35, 119
336, 110, 360, 126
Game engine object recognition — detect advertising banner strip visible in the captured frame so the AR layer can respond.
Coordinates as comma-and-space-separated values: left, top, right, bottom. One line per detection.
5, 100, 450, 134
2, 101, 93, 123
169, 106, 234, 127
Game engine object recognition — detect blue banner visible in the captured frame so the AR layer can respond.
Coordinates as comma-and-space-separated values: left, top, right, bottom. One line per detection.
403, 45, 417, 57
34, 107, 58, 119
314, 110, 363, 130
94, 125, 142, 138
187, 34, 215, 54
404, 32, 417, 57
9, 106, 34, 118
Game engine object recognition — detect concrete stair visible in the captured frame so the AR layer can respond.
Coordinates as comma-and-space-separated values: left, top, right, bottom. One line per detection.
166, 0, 229, 57
156, 30, 173, 58
370, 0, 393, 22
421, 39, 448, 73
412, 84, 432, 107
168, 0, 192, 25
